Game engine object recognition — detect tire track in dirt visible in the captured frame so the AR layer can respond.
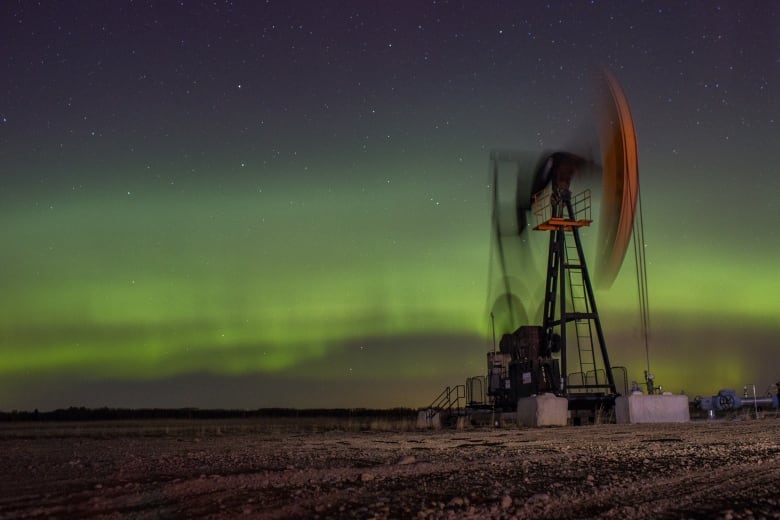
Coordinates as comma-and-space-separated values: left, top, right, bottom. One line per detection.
2, 419, 780, 519
513, 458, 780, 519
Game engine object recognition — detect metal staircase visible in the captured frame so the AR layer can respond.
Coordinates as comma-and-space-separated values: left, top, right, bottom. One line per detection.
424, 385, 466, 421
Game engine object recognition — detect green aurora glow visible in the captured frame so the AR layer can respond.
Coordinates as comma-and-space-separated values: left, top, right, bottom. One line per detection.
3, 161, 779, 407
2, 2, 779, 409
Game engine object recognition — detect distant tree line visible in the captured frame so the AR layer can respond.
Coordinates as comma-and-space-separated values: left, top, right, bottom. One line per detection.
0, 406, 419, 422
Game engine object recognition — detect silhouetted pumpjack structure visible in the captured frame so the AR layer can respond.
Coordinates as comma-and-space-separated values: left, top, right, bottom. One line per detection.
534, 155, 617, 405
486, 69, 640, 412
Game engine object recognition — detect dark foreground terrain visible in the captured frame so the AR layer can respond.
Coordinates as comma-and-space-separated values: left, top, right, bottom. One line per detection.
1, 416, 779, 519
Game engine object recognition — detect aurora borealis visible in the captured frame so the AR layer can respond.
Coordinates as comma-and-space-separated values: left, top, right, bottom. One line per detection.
2, 1, 780, 410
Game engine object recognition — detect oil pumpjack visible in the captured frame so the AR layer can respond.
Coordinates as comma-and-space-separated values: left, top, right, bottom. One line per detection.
488, 154, 617, 411
486, 70, 640, 413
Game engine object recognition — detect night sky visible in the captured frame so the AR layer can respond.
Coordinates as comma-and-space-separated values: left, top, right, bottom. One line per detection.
2, 1, 779, 411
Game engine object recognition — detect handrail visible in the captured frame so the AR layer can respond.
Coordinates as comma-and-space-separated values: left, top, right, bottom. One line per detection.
426, 385, 466, 418
569, 367, 629, 395
532, 187, 593, 229
612, 365, 629, 395
466, 375, 487, 405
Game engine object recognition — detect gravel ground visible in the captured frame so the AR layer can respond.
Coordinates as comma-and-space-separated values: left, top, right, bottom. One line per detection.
1, 417, 779, 519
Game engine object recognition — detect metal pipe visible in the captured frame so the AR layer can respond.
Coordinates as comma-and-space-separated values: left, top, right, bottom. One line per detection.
740, 397, 774, 408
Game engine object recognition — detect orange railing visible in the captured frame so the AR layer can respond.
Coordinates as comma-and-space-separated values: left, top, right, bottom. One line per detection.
532, 187, 592, 229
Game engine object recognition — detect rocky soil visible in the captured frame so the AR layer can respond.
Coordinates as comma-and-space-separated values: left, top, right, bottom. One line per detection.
1, 417, 779, 519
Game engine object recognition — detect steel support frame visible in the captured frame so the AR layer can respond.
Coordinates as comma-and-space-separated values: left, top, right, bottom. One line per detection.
541, 195, 617, 396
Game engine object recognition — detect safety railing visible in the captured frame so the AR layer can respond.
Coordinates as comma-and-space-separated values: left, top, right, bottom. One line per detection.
532, 187, 592, 228
466, 375, 487, 406
426, 385, 466, 418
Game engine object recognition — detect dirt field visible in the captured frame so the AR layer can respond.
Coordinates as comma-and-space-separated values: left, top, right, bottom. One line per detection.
1, 417, 779, 519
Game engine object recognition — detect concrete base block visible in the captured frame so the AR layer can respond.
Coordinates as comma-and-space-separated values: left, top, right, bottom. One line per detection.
416, 409, 442, 429
615, 393, 690, 424
456, 415, 471, 430
517, 393, 568, 427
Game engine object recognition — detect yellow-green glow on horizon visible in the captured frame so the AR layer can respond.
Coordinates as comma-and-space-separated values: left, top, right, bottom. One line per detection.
4, 0, 780, 410
3, 174, 779, 403
1, 179, 490, 384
